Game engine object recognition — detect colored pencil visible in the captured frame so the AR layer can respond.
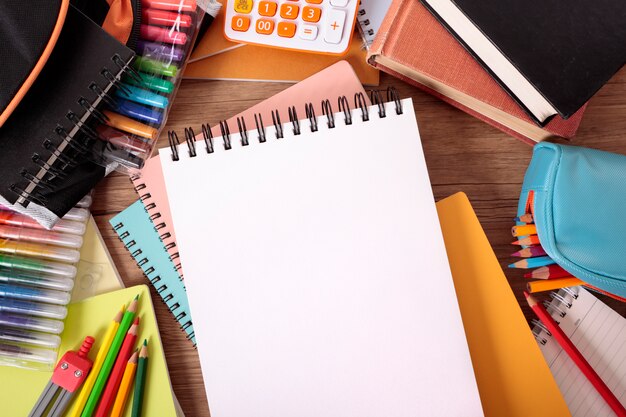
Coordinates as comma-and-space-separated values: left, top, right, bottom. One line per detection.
514, 213, 534, 223
508, 256, 555, 269
68, 306, 124, 417
525, 292, 626, 417
527, 277, 582, 293
511, 246, 547, 258
82, 295, 139, 417
110, 350, 139, 417
94, 318, 140, 417
511, 235, 541, 246
132, 340, 149, 417
524, 265, 572, 280
511, 224, 537, 237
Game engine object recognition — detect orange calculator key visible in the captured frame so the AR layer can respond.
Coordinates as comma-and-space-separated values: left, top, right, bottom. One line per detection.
233, 0, 253, 13
258, 1, 277, 16
302, 6, 321, 22
280, 3, 299, 19
255, 19, 275, 34
305, 0, 323, 4
277, 21, 296, 38
231, 15, 251, 31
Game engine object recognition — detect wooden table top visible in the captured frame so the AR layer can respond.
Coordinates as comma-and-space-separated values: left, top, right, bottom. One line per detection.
92, 67, 626, 417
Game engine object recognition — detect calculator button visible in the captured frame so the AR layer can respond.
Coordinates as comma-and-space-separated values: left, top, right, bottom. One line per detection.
234, 0, 253, 14
255, 19, 275, 34
299, 24, 318, 40
329, 0, 349, 6
302, 6, 322, 22
324, 9, 345, 43
258, 1, 277, 16
231, 15, 251, 31
306, 0, 323, 3
277, 21, 297, 38
280, 3, 300, 19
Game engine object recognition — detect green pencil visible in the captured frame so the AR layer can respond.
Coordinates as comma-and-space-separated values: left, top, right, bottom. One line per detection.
132, 339, 149, 417
81, 295, 139, 417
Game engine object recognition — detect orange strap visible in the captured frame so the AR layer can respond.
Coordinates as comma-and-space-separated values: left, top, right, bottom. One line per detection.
102, 0, 134, 44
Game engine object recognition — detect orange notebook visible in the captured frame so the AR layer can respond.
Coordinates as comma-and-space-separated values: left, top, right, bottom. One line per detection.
368, 0, 586, 144
436, 193, 570, 416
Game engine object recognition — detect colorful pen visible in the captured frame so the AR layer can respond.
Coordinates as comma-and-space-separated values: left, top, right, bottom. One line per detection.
124, 71, 175, 94
0, 254, 77, 278
142, 8, 193, 27
0, 225, 83, 249
111, 98, 164, 125
509, 256, 555, 269
103, 111, 159, 140
135, 40, 184, 63
64, 207, 90, 223
140, 24, 188, 45
115, 85, 169, 109
0, 296, 68, 319
0, 268, 74, 291
141, 0, 197, 12
0, 312, 64, 334
0, 326, 61, 348
0, 239, 80, 263
0, 284, 71, 305
133, 56, 178, 77
0, 208, 86, 236
0, 341, 58, 366
96, 126, 152, 155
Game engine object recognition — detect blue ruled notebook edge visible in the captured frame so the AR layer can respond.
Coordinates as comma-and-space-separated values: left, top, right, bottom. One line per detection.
110, 200, 196, 345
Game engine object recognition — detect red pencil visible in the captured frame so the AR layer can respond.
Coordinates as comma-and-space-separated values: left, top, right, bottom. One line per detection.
94, 317, 140, 417
524, 264, 571, 280
525, 292, 626, 417
512, 235, 540, 246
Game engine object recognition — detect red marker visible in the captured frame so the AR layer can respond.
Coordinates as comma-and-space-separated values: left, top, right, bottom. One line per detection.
142, 8, 192, 27
141, 0, 197, 12
140, 24, 188, 45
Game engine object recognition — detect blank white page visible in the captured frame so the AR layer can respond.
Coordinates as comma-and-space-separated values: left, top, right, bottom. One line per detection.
536, 288, 626, 417
161, 99, 483, 417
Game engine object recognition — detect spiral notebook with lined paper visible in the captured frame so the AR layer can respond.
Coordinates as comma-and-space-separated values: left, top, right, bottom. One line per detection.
533, 287, 626, 417
159, 93, 483, 416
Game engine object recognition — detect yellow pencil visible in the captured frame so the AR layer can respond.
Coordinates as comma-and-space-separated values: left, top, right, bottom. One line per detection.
67, 306, 124, 417
527, 277, 583, 293
110, 350, 139, 417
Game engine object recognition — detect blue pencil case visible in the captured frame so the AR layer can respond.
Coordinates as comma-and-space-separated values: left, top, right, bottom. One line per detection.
517, 142, 626, 299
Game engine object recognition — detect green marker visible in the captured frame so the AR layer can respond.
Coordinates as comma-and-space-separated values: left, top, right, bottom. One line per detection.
81, 295, 139, 417
124, 72, 174, 94
0, 254, 76, 278
131, 339, 149, 417
133, 56, 177, 78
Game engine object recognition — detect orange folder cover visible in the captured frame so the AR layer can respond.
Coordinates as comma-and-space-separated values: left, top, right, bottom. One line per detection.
436, 192, 570, 417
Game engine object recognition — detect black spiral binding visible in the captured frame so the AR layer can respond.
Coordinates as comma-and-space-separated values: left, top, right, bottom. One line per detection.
531, 287, 579, 345
167, 88, 404, 159
112, 219, 195, 346
11, 54, 138, 207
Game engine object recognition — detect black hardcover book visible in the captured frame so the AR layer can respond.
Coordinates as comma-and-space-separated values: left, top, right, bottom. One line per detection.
0, 5, 135, 227
421, 0, 626, 125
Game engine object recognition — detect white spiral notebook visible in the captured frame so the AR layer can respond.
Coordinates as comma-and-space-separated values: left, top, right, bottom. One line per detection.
159, 95, 483, 416
533, 287, 626, 417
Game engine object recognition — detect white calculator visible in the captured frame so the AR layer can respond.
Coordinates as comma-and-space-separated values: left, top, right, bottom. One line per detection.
224, 0, 359, 55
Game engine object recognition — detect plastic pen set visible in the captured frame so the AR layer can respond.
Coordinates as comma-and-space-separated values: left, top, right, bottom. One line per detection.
0, 196, 92, 370
99, 0, 202, 173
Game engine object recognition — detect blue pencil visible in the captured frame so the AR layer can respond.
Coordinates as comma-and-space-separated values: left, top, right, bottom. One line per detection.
508, 256, 556, 269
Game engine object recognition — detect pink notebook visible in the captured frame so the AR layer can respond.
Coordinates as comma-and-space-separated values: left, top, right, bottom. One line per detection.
131, 61, 370, 280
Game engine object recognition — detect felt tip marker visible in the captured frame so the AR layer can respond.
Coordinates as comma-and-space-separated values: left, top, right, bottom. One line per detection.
0, 312, 64, 334
0, 297, 68, 320
103, 111, 159, 140
0, 342, 58, 365
0, 207, 86, 235
0, 284, 71, 305
0, 268, 73, 294
0, 327, 61, 349
111, 98, 164, 125
124, 71, 175, 94
0, 239, 80, 263
142, 8, 193, 27
141, 0, 197, 12
0, 254, 77, 278
77, 195, 93, 208
133, 56, 178, 77
97, 126, 152, 155
115, 85, 169, 109
64, 207, 90, 223
140, 24, 188, 45
0, 225, 83, 248
135, 40, 184, 63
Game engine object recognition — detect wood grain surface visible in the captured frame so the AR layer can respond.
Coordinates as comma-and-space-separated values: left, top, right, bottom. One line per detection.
92, 67, 626, 417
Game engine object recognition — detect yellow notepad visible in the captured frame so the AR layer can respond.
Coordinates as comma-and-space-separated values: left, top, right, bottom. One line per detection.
436, 193, 571, 417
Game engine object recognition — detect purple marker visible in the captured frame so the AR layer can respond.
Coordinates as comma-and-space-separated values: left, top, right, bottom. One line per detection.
136, 40, 184, 62
0, 312, 64, 334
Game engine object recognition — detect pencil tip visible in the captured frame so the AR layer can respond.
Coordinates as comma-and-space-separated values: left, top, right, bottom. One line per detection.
508, 263, 516, 268
133, 317, 140, 325
134, 294, 140, 300
143, 339, 148, 346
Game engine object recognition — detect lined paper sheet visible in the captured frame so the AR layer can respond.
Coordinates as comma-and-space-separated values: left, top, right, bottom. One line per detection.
536, 288, 626, 417
160, 99, 483, 417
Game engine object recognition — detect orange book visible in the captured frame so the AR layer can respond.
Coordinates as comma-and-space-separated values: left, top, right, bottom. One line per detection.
367, 0, 586, 145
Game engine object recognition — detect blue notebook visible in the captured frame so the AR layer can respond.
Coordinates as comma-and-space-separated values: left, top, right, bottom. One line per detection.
110, 200, 195, 345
